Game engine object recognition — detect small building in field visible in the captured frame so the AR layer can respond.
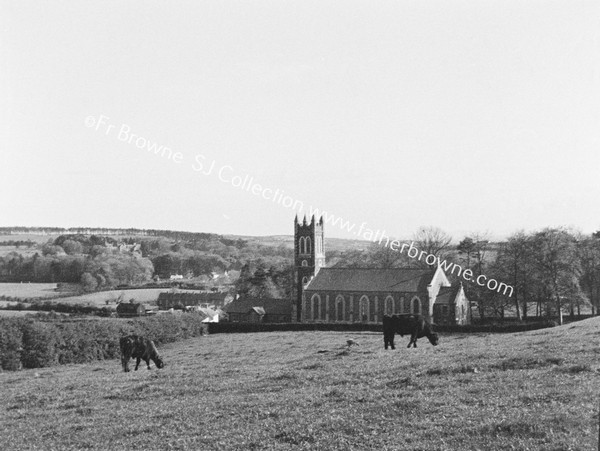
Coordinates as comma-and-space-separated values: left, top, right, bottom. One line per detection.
432, 284, 471, 325
224, 298, 292, 323
116, 302, 145, 318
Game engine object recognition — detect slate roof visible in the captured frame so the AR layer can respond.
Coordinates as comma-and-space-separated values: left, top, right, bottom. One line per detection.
304, 268, 436, 293
435, 285, 461, 305
224, 298, 292, 315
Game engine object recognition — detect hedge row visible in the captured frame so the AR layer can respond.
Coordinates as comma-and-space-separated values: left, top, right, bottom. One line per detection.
207, 320, 560, 335
0, 315, 208, 371
1, 301, 114, 316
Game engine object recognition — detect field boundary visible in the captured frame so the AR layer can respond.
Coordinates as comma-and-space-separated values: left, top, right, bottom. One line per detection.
208, 320, 563, 335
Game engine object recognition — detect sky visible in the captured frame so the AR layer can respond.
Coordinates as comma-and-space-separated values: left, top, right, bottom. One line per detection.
1, 1, 599, 241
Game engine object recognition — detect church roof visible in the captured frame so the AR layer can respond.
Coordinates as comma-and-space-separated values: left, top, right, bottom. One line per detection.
224, 297, 291, 315
304, 267, 437, 293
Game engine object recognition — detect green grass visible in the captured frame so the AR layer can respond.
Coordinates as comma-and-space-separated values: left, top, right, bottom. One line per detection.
0, 285, 201, 307
2, 319, 600, 450
48, 288, 201, 307
0, 283, 66, 299
0, 309, 50, 317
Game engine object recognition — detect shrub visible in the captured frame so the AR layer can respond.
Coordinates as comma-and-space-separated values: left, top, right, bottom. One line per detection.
0, 319, 24, 371
0, 314, 209, 371
21, 321, 60, 368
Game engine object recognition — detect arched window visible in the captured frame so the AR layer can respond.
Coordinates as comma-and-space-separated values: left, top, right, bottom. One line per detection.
299, 237, 305, 254
384, 296, 394, 316
301, 260, 308, 267
411, 296, 422, 315
302, 276, 308, 286
335, 295, 345, 321
306, 237, 312, 254
311, 294, 321, 321
359, 295, 370, 323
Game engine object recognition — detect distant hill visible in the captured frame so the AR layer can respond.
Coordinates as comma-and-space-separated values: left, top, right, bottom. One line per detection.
0, 227, 220, 241
224, 234, 373, 253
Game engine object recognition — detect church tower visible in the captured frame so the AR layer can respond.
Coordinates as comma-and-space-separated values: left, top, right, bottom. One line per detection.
294, 214, 325, 321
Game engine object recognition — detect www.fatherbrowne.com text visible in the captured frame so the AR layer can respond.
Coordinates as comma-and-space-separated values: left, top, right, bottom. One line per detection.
85, 114, 513, 298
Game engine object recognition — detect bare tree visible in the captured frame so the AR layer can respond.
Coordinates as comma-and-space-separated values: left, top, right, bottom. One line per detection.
412, 226, 453, 267
532, 228, 585, 325
576, 232, 600, 315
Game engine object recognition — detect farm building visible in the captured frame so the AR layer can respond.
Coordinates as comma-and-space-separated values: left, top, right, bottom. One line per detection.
185, 305, 223, 322
157, 292, 232, 310
224, 298, 292, 323
116, 302, 145, 317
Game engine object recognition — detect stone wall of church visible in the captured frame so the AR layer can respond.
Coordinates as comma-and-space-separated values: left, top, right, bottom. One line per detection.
302, 290, 432, 323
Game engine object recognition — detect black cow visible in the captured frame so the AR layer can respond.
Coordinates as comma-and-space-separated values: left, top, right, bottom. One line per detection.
383, 314, 439, 349
120, 335, 165, 372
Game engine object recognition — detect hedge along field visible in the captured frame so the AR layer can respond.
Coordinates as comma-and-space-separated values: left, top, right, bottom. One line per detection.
0, 314, 209, 371
32, 288, 203, 307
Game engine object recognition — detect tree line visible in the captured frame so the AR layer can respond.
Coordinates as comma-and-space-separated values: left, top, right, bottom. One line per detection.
0, 233, 293, 292
329, 226, 598, 322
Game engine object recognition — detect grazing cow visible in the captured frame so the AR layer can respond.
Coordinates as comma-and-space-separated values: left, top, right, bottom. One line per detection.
120, 335, 165, 372
383, 314, 439, 349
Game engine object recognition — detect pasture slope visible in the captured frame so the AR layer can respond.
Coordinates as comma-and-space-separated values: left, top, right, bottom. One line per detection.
2, 318, 600, 450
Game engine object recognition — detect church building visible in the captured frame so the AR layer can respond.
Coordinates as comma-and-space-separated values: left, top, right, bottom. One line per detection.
294, 215, 470, 325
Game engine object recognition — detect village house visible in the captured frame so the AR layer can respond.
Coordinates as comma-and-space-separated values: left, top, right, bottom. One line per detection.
224, 297, 292, 323
116, 302, 145, 318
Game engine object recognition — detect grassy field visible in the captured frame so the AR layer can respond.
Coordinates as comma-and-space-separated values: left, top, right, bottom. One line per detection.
0, 283, 65, 299
0, 309, 48, 317
2, 320, 600, 450
46, 288, 201, 307
0, 285, 201, 306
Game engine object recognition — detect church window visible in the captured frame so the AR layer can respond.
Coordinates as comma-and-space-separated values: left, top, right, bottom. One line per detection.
411, 296, 422, 315
302, 276, 308, 286
359, 295, 370, 322
384, 296, 394, 315
311, 294, 321, 321
306, 237, 312, 254
335, 295, 344, 321
301, 260, 308, 267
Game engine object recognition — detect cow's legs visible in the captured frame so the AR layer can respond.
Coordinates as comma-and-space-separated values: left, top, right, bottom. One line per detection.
384, 332, 396, 350
384, 332, 392, 350
408, 334, 417, 348
122, 356, 130, 372
134, 357, 141, 370
145, 358, 151, 370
